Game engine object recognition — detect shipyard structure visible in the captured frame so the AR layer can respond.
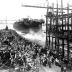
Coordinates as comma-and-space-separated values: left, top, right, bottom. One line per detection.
45, 1, 72, 71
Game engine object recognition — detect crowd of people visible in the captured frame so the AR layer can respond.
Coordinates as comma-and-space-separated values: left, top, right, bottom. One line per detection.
0, 27, 50, 71
0, 26, 72, 72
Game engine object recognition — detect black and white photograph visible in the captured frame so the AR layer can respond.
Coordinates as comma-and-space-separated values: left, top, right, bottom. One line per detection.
0, 0, 72, 72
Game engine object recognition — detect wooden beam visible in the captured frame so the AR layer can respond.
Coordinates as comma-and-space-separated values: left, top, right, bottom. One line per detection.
22, 5, 72, 10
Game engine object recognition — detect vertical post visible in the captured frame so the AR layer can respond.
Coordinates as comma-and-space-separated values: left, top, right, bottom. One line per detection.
56, 0, 59, 52
67, 3, 69, 30
56, 0, 58, 28
49, 16, 52, 48
52, 3, 54, 50
62, 38, 64, 59
65, 18, 66, 30
61, 0, 63, 30
45, 0, 49, 50
61, 0, 65, 60
55, 0, 59, 50
55, 37, 56, 50
71, 11, 72, 29
67, 3, 70, 61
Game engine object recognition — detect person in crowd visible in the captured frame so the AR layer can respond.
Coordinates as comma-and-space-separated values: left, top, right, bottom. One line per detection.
42, 57, 47, 67
47, 58, 51, 68
55, 58, 61, 67
3, 51, 11, 66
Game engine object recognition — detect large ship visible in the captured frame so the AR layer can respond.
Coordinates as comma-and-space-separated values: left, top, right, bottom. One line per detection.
13, 18, 45, 30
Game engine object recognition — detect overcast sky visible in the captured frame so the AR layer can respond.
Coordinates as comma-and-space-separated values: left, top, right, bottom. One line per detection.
0, 0, 72, 20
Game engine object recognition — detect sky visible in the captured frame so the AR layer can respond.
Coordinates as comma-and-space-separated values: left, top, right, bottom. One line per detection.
0, 0, 72, 21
